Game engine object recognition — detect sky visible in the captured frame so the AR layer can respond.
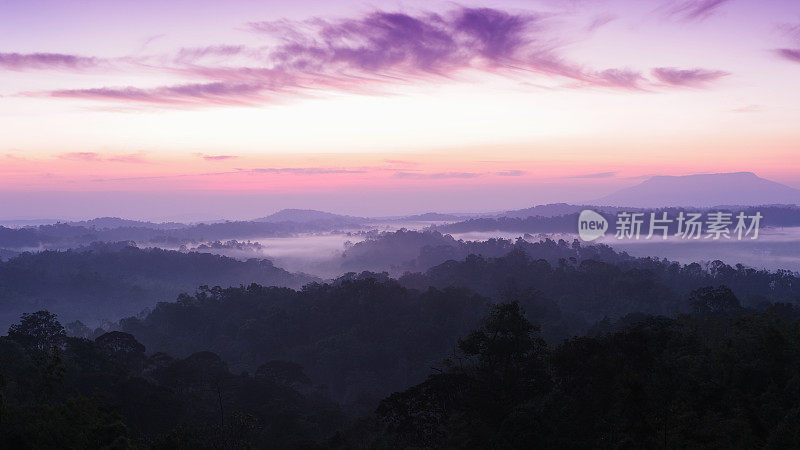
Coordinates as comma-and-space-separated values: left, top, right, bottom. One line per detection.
1, 0, 799, 220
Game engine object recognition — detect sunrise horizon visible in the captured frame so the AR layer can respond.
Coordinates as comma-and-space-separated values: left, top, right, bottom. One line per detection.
2, 0, 800, 219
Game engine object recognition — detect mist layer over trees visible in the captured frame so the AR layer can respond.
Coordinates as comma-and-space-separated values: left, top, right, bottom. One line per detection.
2, 209, 800, 447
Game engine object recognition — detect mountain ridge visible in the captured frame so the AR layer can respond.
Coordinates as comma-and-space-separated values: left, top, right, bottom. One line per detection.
593, 172, 800, 207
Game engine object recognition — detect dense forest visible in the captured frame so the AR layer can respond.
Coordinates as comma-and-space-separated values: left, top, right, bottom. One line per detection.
2, 235, 800, 447
112, 244, 799, 407
0, 220, 358, 250
5, 292, 800, 447
0, 234, 631, 330
338, 231, 630, 274
0, 242, 313, 330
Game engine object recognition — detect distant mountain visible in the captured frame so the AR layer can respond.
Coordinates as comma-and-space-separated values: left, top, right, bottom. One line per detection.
594, 172, 800, 207
255, 209, 366, 226
501, 203, 587, 218
0, 219, 61, 228
397, 212, 466, 221
68, 217, 188, 230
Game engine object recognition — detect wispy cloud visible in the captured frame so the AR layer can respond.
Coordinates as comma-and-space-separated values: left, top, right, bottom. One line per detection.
175, 45, 246, 63
663, 0, 732, 22
731, 104, 762, 113
651, 67, 729, 87
394, 171, 481, 179
497, 170, 527, 176
200, 154, 239, 161
59, 152, 102, 161
58, 152, 147, 163
49, 82, 267, 106
568, 171, 617, 179
384, 160, 418, 166
0, 52, 100, 71
34, 7, 666, 107
585, 14, 616, 33
248, 167, 367, 174
24, 7, 731, 108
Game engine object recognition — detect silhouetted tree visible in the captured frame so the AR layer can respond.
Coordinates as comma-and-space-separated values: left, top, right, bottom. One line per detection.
8, 311, 66, 351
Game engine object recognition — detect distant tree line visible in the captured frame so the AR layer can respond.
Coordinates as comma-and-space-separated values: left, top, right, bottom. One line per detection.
0, 242, 314, 331
435, 205, 800, 234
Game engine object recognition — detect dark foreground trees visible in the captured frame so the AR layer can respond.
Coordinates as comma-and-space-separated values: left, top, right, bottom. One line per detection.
342, 300, 800, 449
4, 282, 800, 448
0, 311, 345, 449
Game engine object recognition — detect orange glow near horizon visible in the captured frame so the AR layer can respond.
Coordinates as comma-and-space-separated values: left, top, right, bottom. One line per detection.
1, 0, 799, 217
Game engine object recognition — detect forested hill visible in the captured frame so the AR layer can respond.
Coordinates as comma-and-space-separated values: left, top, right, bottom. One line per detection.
434, 204, 800, 233
2, 244, 800, 446
117, 245, 800, 409
0, 242, 314, 330
0, 219, 357, 250
338, 230, 630, 274
9, 298, 800, 447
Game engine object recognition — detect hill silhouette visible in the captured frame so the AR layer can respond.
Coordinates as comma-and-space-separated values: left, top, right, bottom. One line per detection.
595, 172, 800, 207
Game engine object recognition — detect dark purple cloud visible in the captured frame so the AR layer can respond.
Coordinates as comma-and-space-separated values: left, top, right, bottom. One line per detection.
249, 8, 644, 90
254, 8, 540, 78
776, 48, 800, 64
665, 0, 732, 22
0, 52, 99, 71
651, 67, 729, 87
33, 7, 722, 107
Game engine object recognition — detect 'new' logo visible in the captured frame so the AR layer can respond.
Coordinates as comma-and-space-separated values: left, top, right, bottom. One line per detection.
578, 210, 608, 241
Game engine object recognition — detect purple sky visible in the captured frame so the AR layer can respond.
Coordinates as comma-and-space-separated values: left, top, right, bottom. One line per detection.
1, 0, 799, 219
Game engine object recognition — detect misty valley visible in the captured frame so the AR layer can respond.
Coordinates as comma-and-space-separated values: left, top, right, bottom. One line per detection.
3, 202, 800, 448
4, 0, 800, 447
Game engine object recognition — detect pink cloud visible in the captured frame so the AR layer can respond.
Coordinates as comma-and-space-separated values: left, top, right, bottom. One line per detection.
731, 104, 762, 113
568, 171, 617, 179
497, 170, 526, 176
651, 67, 729, 87
249, 167, 367, 175
107, 154, 148, 164
202, 154, 239, 161
58, 152, 147, 163
60, 152, 102, 161
394, 172, 481, 179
